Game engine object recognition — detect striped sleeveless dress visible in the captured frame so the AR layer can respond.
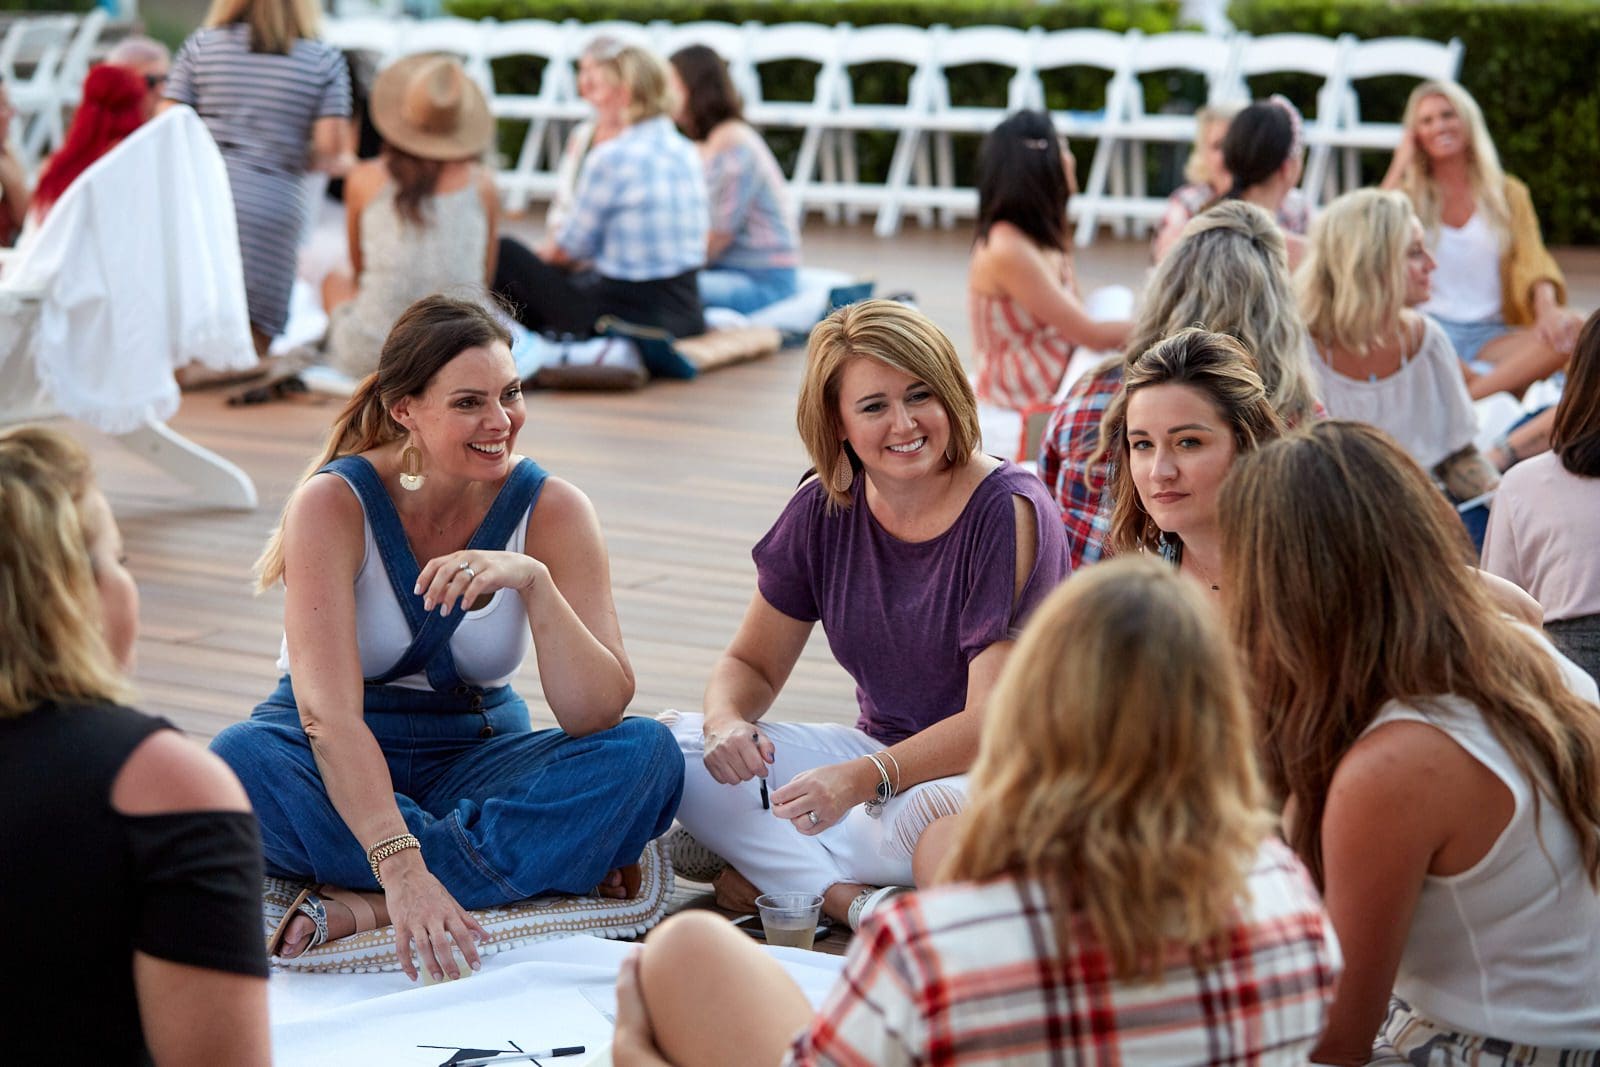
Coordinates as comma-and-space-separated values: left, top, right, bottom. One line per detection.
165, 24, 351, 337
969, 255, 1079, 412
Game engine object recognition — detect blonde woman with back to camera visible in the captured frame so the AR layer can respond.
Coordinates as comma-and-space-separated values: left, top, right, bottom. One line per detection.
0, 426, 270, 1063
1219, 420, 1600, 1064
613, 558, 1339, 1065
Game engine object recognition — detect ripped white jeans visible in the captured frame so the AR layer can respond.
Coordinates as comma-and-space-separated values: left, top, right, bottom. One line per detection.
664, 711, 968, 897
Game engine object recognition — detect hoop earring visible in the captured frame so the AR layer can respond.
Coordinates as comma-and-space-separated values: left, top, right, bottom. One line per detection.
831, 448, 855, 494
399, 444, 425, 492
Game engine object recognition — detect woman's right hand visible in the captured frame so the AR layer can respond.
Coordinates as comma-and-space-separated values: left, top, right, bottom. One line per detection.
381, 856, 487, 982
701, 714, 774, 785
1382, 128, 1419, 189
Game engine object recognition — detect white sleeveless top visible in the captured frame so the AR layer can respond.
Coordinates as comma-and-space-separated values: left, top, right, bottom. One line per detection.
276, 472, 534, 691
1420, 208, 1504, 324
1362, 635, 1600, 1046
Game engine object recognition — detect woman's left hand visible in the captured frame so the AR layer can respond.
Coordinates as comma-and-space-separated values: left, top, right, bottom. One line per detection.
612, 951, 671, 1067
414, 550, 547, 616
770, 759, 873, 836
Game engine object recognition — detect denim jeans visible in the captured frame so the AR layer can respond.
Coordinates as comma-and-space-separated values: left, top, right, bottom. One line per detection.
212, 677, 684, 909
698, 266, 799, 315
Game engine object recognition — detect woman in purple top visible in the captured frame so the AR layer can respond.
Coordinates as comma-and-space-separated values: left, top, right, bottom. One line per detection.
666, 300, 1071, 929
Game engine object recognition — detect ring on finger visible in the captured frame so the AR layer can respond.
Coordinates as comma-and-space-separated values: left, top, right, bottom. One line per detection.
806, 810, 819, 827
457, 561, 476, 580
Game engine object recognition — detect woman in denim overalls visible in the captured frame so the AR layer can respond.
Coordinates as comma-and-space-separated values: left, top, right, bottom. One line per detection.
212, 295, 683, 980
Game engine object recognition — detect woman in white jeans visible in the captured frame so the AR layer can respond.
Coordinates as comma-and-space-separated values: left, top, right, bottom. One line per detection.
667, 301, 1070, 928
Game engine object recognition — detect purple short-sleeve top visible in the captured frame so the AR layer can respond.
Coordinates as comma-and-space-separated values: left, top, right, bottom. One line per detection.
753, 461, 1070, 743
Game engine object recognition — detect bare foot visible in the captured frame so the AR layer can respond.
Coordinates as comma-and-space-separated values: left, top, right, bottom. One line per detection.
276, 888, 389, 959
596, 863, 643, 900
711, 865, 762, 914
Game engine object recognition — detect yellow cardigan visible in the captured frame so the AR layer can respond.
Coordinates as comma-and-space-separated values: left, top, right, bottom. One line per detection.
1501, 176, 1565, 326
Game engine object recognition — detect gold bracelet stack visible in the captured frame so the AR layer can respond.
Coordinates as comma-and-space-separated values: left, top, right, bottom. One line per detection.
366, 832, 421, 887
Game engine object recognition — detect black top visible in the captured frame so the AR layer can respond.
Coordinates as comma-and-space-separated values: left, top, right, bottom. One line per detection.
0, 701, 268, 1063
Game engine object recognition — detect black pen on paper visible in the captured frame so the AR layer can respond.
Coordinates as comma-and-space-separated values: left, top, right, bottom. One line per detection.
755, 730, 769, 809
449, 1047, 586, 1067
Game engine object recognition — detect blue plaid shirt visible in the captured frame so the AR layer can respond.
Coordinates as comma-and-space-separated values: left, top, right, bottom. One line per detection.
556, 116, 709, 281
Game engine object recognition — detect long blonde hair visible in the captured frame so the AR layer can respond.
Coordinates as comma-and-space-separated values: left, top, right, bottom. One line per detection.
1394, 80, 1510, 245
943, 556, 1274, 981
1101, 329, 1287, 556
1298, 187, 1414, 356
1220, 421, 1600, 888
255, 295, 511, 590
796, 299, 980, 512
1183, 103, 1242, 187
0, 427, 131, 716
1123, 200, 1318, 426
204, 0, 320, 54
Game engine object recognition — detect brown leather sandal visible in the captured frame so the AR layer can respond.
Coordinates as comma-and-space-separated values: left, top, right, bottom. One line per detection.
267, 884, 385, 958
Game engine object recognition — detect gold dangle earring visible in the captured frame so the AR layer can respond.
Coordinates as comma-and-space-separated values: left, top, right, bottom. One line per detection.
399, 442, 425, 492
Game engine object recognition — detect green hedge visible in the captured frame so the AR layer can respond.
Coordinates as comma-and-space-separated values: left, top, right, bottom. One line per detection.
447, 0, 1181, 191
1230, 0, 1600, 244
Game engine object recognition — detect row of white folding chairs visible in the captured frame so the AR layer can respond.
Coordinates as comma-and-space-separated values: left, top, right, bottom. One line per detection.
0, 10, 108, 177
321, 16, 1461, 243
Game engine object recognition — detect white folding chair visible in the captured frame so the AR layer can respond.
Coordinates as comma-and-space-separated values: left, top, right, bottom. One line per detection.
0, 15, 77, 175
909, 23, 1038, 228
815, 24, 937, 235
1220, 32, 1351, 208
741, 22, 846, 223
1328, 35, 1463, 193
321, 16, 412, 69
413, 16, 493, 94
1102, 30, 1238, 238
481, 19, 571, 212
1026, 27, 1137, 246
56, 8, 106, 110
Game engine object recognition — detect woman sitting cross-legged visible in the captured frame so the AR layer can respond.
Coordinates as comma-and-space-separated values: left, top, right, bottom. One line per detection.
1219, 420, 1600, 1064
668, 44, 800, 315
1298, 188, 1499, 524
615, 557, 1340, 1066
210, 295, 684, 980
492, 44, 708, 341
0, 426, 269, 1063
320, 55, 500, 379
1098, 328, 1287, 592
666, 299, 1070, 929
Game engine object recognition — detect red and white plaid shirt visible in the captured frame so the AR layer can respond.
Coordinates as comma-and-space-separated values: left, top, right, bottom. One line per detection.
787, 838, 1339, 1067
1038, 360, 1124, 570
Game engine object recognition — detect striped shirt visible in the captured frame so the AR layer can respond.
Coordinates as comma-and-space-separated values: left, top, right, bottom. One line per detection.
704, 122, 799, 272
165, 24, 350, 176
970, 255, 1080, 411
556, 116, 708, 282
788, 838, 1340, 1066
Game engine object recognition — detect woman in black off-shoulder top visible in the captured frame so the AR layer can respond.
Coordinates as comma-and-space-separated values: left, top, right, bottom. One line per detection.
0, 426, 270, 1064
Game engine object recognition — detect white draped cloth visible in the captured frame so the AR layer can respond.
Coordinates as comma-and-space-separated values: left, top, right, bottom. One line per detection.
0, 105, 255, 433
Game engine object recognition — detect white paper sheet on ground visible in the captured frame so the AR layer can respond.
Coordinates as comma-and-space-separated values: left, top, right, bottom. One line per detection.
271, 934, 845, 1067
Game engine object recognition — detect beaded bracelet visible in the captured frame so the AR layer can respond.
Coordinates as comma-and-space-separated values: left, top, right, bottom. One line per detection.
366, 832, 421, 887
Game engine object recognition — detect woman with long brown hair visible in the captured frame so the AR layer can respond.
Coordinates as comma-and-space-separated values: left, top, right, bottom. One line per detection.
1220, 420, 1600, 1063
1098, 328, 1286, 593
611, 557, 1337, 1065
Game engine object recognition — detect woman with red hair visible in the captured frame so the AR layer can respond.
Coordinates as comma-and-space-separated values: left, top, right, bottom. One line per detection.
31, 65, 147, 221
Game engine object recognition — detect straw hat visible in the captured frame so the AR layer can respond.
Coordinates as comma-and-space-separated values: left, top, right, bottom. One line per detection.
369, 54, 493, 161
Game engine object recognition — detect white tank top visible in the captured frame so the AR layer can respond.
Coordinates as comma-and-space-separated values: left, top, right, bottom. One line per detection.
1420, 208, 1505, 324
276, 475, 535, 691
1362, 635, 1600, 1046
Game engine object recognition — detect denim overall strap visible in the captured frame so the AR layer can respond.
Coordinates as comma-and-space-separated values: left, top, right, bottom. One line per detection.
317, 455, 548, 690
